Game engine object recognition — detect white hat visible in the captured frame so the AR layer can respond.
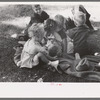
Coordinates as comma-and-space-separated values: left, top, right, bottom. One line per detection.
73, 11, 86, 26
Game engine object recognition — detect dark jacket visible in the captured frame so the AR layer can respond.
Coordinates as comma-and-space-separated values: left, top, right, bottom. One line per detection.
67, 24, 90, 57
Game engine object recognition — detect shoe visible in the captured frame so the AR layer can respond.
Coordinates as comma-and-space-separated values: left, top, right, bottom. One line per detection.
49, 60, 59, 68
49, 60, 62, 74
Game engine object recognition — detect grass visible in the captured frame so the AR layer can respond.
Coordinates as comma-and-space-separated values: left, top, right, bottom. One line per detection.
0, 5, 100, 82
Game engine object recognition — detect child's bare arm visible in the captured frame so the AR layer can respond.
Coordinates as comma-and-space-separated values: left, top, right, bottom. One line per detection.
41, 51, 58, 61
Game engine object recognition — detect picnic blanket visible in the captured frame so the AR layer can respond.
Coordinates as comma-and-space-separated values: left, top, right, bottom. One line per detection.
58, 55, 100, 81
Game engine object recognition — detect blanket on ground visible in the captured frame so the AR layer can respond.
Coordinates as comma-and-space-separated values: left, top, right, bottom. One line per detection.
58, 55, 100, 82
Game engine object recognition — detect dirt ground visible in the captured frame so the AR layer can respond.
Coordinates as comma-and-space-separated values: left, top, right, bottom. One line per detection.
0, 5, 100, 82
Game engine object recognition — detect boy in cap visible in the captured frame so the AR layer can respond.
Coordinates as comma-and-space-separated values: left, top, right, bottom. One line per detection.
67, 11, 90, 58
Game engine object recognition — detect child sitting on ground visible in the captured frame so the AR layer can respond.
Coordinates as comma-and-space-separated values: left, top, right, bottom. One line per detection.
67, 11, 90, 58
14, 23, 59, 71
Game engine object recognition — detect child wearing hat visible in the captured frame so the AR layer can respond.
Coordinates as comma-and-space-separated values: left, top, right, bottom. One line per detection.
67, 11, 90, 58
18, 4, 49, 41
71, 5, 94, 30
15, 23, 60, 72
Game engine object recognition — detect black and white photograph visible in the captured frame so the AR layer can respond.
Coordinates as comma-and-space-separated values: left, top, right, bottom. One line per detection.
0, 2, 100, 83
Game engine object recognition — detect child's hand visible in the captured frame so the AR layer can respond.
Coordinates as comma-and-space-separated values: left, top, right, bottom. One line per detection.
41, 47, 48, 54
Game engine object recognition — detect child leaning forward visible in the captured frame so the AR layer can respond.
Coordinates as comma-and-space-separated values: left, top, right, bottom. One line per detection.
14, 23, 59, 72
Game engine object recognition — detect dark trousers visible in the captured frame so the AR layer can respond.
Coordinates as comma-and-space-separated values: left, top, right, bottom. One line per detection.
74, 48, 90, 58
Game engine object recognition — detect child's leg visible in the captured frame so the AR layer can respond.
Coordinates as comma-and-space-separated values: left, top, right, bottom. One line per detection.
33, 52, 61, 73
14, 47, 23, 65
35, 52, 51, 64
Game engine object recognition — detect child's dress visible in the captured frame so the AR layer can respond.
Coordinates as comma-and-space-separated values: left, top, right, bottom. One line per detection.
19, 39, 43, 68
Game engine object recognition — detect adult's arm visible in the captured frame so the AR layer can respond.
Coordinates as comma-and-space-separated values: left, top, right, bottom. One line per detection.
62, 38, 67, 54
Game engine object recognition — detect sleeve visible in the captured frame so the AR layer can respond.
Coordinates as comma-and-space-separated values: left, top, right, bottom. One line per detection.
57, 29, 66, 40
42, 11, 49, 20
66, 29, 75, 39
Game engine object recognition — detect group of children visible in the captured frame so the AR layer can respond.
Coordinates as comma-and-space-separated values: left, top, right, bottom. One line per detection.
14, 4, 94, 73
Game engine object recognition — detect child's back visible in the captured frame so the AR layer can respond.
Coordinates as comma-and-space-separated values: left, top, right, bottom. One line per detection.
67, 11, 90, 57
68, 24, 89, 52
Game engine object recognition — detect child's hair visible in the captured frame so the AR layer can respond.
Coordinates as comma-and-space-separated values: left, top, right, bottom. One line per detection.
28, 23, 44, 38
73, 11, 86, 26
48, 45, 58, 57
32, 4, 41, 9
54, 14, 66, 28
44, 18, 57, 32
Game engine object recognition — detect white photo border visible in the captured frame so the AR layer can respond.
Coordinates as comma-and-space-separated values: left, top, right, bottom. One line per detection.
0, 1, 100, 98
